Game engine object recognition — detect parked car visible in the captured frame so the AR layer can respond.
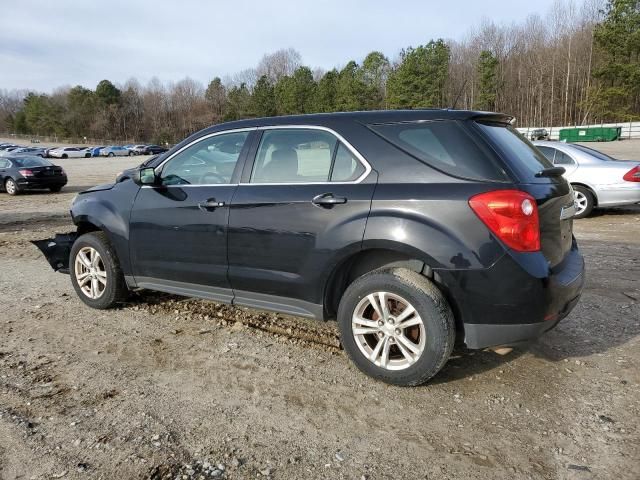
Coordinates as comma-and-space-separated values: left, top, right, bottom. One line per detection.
141, 144, 168, 155
534, 141, 640, 218
3, 147, 47, 157
530, 128, 549, 141
43, 146, 58, 158
0, 155, 67, 195
34, 110, 584, 386
49, 147, 91, 159
130, 145, 148, 155
101, 146, 133, 157
90, 146, 105, 157
0, 146, 24, 156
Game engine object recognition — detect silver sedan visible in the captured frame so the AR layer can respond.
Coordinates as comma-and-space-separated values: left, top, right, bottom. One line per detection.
533, 141, 640, 218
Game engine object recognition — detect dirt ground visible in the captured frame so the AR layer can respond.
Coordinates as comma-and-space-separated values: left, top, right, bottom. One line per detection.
0, 144, 638, 480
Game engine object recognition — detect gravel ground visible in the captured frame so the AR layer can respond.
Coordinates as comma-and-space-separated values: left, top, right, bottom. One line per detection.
0, 143, 638, 480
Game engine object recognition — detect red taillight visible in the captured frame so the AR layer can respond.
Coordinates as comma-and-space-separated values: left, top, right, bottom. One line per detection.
18, 169, 34, 177
469, 190, 541, 252
623, 165, 640, 182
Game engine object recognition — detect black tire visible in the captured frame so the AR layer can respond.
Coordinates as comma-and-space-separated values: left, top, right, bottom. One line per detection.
62, 154, 68, 159
128, 151, 134, 156
49, 186, 62, 193
337, 268, 455, 386
108, 152, 115, 157
5, 178, 20, 195
69, 232, 128, 309
572, 185, 594, 219
85, 153, 91, 158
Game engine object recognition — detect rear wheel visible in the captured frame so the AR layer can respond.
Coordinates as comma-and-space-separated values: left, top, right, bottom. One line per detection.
572, 185, 594, 219
70, 232, 128, 309
49, 186, 62, 193
61, 154, 68, 159
337, 268, 455, 386
85, 153, 91, 158
5, 178, 19, 195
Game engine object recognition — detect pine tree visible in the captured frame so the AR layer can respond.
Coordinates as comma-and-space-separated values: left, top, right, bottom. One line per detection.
475, 50, 499, 111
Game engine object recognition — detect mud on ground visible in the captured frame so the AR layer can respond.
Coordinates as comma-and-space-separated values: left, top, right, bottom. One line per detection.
0, 154, 638, 480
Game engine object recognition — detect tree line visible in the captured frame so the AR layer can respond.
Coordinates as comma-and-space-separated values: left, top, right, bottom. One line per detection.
0, 0, 637, 144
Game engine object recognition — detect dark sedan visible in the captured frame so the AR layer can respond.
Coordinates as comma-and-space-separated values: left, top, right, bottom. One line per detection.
142, 144, 168, 155
0, 156, 67, 195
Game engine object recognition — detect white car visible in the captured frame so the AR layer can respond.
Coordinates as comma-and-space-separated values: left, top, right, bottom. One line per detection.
534, 141, 640, 218
49, 147, 90, 159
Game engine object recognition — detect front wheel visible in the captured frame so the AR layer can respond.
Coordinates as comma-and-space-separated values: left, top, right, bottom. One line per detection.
108, 152, 115, 157
338, 268, 455, 386
572, 185, 594, 219
70, 232, 128, 309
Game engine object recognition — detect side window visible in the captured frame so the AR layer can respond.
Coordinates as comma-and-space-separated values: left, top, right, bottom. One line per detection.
250, 129, 367, 184
553, 150, 575, 165
159, 131, 249, 186
331, 143, 365, 182
251, 129, 336, 183
537, 146, 556, 162
0, 159, 8, 168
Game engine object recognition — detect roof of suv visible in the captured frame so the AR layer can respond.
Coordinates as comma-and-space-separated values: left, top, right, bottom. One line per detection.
202, 109, 513, 132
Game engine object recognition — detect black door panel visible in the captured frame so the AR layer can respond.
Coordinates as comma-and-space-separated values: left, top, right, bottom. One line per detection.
227, 182, 376, 305
129, 185, 236, 287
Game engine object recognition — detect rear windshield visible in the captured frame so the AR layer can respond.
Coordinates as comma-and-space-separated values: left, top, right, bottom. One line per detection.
570, 144, 616, 161
370, 120, 508, 181
13, 157, 52, 167
477, 123, 553, 179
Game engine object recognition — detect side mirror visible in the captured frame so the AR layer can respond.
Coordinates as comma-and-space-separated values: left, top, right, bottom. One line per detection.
135, 167, 157, 185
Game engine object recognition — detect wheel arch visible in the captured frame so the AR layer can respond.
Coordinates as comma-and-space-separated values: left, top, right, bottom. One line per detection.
571, 182, 598, 206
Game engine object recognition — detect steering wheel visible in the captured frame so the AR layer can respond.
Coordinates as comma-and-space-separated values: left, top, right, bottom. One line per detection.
199, 172, 227, 184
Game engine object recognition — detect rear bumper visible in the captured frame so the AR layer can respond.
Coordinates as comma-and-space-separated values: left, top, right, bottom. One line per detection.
17, 176, 67, 189
436, 241, 585, 349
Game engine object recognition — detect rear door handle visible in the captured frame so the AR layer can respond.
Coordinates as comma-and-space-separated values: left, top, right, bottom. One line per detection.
312, 193, 347, 206
198, 198, 225, 211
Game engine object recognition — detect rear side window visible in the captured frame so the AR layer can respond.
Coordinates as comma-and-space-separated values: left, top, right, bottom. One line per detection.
370, 121, 508, 181
250, 129, 367, 184
477, 123, 553, 180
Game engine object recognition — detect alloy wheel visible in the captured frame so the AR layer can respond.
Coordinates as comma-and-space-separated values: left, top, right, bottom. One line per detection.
5, 179, 16, 195
74, 246, 107, 299
351, 292, 426, 371
574, 190, 588, 216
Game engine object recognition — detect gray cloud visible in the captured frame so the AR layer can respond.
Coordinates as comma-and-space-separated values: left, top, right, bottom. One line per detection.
1, 0, 557, 92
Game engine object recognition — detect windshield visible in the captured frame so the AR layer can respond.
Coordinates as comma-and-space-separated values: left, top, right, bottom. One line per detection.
477, 122, 553, 181
570, 144, 616, 161
13, 157, 53, 167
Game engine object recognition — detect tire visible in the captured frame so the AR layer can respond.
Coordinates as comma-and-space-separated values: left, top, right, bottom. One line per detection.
128, 151, 134, 156
108, 152, 115, 157
61, 154, 68, 159
5, 178, 20, 195
70, 232, 128, 309
337, 268, 455, 386
572, 185, 594, 219
85, 153, 91, 158
49, 186, 62, 193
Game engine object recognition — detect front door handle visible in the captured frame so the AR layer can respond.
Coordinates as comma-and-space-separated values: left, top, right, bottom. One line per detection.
198, 198, 225, 211
312, 193, 347, 206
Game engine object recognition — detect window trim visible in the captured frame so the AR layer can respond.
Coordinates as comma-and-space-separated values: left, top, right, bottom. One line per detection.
240, 125, 372, 186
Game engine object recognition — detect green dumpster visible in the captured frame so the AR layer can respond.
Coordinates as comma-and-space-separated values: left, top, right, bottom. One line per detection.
559, 126, 622, 142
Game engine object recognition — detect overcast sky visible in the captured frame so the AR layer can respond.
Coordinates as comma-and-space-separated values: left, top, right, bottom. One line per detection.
1, 0, 558, 92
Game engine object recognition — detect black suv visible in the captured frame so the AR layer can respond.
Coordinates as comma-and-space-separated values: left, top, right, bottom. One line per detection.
36, 110, 584, 386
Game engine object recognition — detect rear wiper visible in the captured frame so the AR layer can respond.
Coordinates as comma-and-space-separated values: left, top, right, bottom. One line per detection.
535, 166, 566, 177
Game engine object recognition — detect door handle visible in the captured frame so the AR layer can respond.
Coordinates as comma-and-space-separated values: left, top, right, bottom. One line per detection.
198, 198, 225, 211
312, 193, 347, 206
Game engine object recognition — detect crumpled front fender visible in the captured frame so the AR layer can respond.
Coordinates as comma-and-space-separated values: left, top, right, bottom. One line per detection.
31, 232, 77, 274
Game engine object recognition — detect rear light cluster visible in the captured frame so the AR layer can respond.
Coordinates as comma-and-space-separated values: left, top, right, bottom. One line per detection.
623, 165, 640, 182
18, 169, 34, 177
469, 190, 541, 252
